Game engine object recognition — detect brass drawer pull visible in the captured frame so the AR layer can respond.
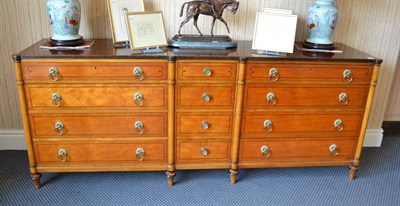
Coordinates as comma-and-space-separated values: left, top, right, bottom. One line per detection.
329, 144, 339, 156
266, 92, 277, 105
200, 147, 209, 156
263, 120, 273, 132
202, 93, 211, 102
133, 92, 144, 107
338, 92, 349, 105
134, 121, 144, 135
269, 68, 279, 82
57, 149, 68, 162
54, 121, 65, 136
133, 66, 144, 80
260, 145, 271, 158
334, 119, 344, 132
48, 67, 60, 81
203, 67, 212, 77
51, 93, 62, 107
343, 69, 353, 83
136, 148, 145, 161
201, 121, 209, 129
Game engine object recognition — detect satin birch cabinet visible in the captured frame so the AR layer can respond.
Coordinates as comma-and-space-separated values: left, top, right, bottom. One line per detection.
13, 40, 381, 188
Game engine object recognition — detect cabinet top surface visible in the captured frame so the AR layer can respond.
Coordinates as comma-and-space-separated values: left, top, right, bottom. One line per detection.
13, 39, 382, 64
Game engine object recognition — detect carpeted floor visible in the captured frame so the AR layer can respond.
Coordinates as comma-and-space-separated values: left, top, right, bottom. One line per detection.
1, 133, 399, 205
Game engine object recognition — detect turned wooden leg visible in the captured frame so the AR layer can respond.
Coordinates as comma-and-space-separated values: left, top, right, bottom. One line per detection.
348, 165, 358, 180
229, 169, 238, 184
30, 173, 42, 189
166, 171, 176, 187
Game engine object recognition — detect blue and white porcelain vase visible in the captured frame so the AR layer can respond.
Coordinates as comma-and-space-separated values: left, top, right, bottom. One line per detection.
304, 0, 338, 50
47, 0, 84, 46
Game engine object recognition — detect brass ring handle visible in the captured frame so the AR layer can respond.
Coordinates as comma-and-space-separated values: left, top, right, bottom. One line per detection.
48, 67, 60, 81
329, 144, 339, 156
343, 69, 353, 83
200, 147, 209, 156
334, 119, 344, 132
260, 145, 271, 158
269, 68, 279, 82
203, 67, 212, 77
202, 93, 211, 102
136, 148, 145, 161
338, 92, 349, 105
54, 121, 65, 136
201, 121, 209, 130
133, 66, 144, 80
134, 121, 144, 135
52, 93, 62, 107
57, 149, 68, 162
133, 92, 144, 107
266, 92, 277, 105
263, 120, 273, 132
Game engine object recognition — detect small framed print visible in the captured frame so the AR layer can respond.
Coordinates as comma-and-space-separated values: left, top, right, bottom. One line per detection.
107, 0, 145, 44
126, 11, 168, 50
252, 12, 298, 53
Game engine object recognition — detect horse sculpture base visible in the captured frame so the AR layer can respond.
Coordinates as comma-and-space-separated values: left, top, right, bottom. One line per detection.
169, 34, 237, 49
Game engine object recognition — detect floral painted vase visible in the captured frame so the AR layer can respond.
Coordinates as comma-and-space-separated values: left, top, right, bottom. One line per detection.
304, 0, 338, 49
47, 0, 84, 46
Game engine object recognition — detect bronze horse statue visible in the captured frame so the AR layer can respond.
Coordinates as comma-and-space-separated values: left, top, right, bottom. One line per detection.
178, 0, 239, 36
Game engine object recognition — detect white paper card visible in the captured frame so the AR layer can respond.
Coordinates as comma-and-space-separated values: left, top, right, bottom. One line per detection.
252, 12, 298, 53
262, 8, 293, 15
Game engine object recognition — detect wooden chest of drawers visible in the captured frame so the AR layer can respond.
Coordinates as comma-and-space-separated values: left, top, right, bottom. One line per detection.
13, 40, 381, 188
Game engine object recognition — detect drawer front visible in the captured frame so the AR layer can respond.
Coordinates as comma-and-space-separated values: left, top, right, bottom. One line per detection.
22, 61, 168, 81
176, 113, 233, 136
177, 61, 237, 81
25, 84, 167, 109
35, 141, 167, 163
239, 139, 355, 160
177, 84, 235, 109
246, 63, 373, 83
244, 85, 368, 109
30, 113, 167, 138
177, 140, 230, 162
242, 112, 362, 137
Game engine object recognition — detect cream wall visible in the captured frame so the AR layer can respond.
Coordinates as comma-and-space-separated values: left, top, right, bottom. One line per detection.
0, 0, 399, 135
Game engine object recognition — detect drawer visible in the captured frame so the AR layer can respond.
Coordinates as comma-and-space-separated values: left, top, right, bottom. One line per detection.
244, 84, 368, 109
30, 113, 167, 138
177, 84, 235, 109
246, 62, 373, 83
176, 139, 231, 162
176, 113, 233, 137
22, 61, 168, 81
25, 84, 167, 109
35, 141, 166, 163
177, 61, 237, 81
239, 138, 355, 161
242, 112, 362, 137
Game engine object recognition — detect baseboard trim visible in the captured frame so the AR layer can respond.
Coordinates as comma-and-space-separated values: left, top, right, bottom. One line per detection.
0, 128, 385, 150
363, 128, 384, 147
0, 130, 27, 150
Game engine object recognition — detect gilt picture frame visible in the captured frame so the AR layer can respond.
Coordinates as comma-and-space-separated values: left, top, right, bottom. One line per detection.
107, 0, 145, 44
252, 12, 298, 53
126, 11, 168, 50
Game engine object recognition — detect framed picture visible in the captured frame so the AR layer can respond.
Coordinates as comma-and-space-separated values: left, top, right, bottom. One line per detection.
126, 11, 168, 50
107, 0, 145, 44
252, 12, 298, 53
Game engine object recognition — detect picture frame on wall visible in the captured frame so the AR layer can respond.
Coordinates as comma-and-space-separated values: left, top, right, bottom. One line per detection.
126, 11, 168, 50
107, 0, 145, 44
252, 12, 298, 53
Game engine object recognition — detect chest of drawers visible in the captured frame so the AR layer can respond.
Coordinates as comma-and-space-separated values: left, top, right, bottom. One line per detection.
13, 40, 381, 188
